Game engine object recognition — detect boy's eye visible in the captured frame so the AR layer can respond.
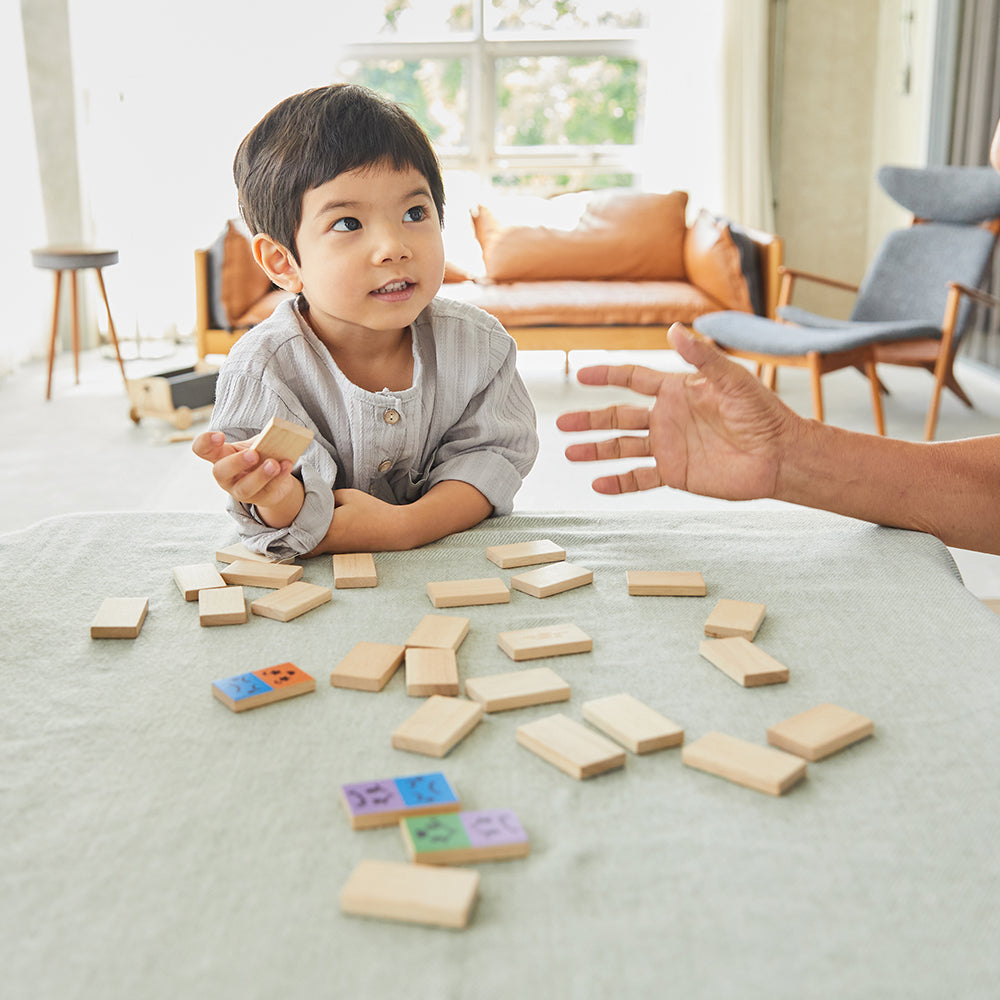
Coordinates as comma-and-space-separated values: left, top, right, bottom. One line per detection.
332, 217, 362, 232
404, 205, 428, 223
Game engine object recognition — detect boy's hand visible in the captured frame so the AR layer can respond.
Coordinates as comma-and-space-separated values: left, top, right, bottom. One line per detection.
309, 489, 405, 554
192, 431, 298, 509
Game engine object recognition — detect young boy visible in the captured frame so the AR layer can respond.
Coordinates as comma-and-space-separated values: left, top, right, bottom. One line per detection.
193, 84, 539, 558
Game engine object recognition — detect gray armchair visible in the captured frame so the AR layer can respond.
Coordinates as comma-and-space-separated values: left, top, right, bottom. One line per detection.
695, 166, 1000, 440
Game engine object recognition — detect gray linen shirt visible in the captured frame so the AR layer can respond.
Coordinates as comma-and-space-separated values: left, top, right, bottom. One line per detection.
209, 295, 539, 557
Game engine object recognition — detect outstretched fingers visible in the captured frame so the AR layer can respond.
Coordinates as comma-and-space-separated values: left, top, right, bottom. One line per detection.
556, 403, 651, 434
564, 434, 652, 463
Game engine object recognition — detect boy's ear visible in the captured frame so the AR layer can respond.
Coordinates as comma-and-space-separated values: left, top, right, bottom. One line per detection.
252, 234, 303, 293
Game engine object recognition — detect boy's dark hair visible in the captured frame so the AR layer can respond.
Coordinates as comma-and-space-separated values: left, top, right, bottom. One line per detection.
234, 84, 445, 261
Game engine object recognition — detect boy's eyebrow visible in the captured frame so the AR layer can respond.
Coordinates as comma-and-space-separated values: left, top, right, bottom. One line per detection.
313, 186, 434, 218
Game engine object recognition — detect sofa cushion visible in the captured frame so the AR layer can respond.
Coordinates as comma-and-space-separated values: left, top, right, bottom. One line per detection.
473, 189, 689, 282
207, 220, 274, 329
683, 210, 755, 313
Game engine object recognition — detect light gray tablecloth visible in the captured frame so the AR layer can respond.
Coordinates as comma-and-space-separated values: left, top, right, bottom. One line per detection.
2, 509, 998, 1000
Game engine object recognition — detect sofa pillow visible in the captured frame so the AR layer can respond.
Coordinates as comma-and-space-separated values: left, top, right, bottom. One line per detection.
206, 220, 273, 329
683, 209, 755, 313
473, 189, 689, 282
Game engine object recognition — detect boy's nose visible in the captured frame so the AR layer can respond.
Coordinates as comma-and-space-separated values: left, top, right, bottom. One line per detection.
373, 227, 412, 263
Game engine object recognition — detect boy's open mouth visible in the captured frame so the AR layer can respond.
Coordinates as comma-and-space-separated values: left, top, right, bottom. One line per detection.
373, 280, 413, 296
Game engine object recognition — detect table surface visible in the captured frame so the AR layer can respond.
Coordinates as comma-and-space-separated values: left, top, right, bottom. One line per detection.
2, 509, 998, 1000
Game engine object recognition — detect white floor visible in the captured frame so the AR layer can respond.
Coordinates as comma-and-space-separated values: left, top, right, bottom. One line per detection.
5, 334, 1000, 598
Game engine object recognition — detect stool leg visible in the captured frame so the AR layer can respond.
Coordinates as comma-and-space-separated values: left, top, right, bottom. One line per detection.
94, 267, 128, 389
45, 270, 63, 400
69, 270, 80, 385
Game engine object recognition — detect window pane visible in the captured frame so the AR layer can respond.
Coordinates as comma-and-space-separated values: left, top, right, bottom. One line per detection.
337, 58, 469, 149
487, 0, 647, 36
490, 170, 634, 196
495, 56, 640, 148
342, 1, 473, 40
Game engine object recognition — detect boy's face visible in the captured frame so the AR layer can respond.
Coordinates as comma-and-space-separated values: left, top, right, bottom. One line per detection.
282, 163, 445, 345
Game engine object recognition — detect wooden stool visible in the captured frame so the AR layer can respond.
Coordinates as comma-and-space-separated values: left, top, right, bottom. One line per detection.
31, 246, 128, 399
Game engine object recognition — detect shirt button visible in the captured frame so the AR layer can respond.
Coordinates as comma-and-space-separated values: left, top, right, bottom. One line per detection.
377, 459, 392, 472
383, 408, 400, 425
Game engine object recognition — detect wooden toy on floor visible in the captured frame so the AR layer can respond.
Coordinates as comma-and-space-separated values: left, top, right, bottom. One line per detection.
400, 809, 530, 865
516, 713, 626, 779
333, 552, 378, 589
766, 703, 874, 761
211, 663, 315, 713
699, 637, 789, 687
581, 693, 684, 754
220, 559, 302, 589
173, 563, 226, 601
704, 598, 767, 640
250, 581, 332, 622
405, 648, 460, 697
485, 539, 566, 569
464, 666, 571, 712
90, 597, 148, 639
510, 562, 593, 598
340, 858, 479, 929
330, 642, 406, 692
626, 570, 706, 596
682, 731, 806, 795
405, 614, 471, 652
339, 771, 460, 829
198, 586, 247, 627
426, 577, 510, 609
392, 695, 484, 757
248, 415, 314, 464
497, 623, 592, 661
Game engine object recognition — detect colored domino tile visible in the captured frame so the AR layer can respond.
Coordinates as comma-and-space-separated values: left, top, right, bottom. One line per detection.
497, 623, 593, 662
516, 713, 626, 779
340, 859, 479, 929
682, 731, 806, 796
215, 542, 277, 565
392, 696, 484, 758
581, 693, 684, 754
464, 666, 571, 713
405, 647, 460, 697
510, 562, 594, 599
220, 559, 302, 588
250, 581, 332, 622
401, 809, 530, 865
405, 614, 471, 652
626, 570, 706, 596
485, 539, 566, 569
211, 663, 316, 713
198, 586, 247, 627
330, 642, 406, 692
339, 771, 461, 830
699, 637, 789, 687
766, 703, 874, 761
333, 553, 378, 589
173, 563, 226, 601
90, 597, 148, 639
248, 415, 314, 464
426, 578, 510, 609
704, 598, 767, 640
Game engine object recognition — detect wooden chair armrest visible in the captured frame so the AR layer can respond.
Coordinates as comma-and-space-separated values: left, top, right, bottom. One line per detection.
949, 281, 1000, 311
777, 265, 860, 294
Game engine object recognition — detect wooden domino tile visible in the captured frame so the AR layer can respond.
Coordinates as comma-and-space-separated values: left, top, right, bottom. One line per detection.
497, 623, 592, 662
682, 731, 806, 796
340, 859, 479, 929
392, 696, 484, 758
464, 666, 571, 713
333, 552, 378, 589
330, 642, 406, 692
248, 415, 314, 464
766, 703, 874, 761
426, 577, 510, 609
90, 597, 148, 639
220, 559, 302, 589
198, 586, 247, 627
173, 563, 226, 601
250, 581, 332, 622
211, 663, 316, 713
485, 539, 566, 569
699, 637, 789, 687
405, 647, 460, 697
215, 542, 277, 565
510, 562, 593, 599
626, 570, 706, 596
581, 693, 684, 754
400, 809, 530, 865
405, 614, 471, 652
339, 771, 460, 829
704, 598, 767, 640
516, 713, 626, 779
